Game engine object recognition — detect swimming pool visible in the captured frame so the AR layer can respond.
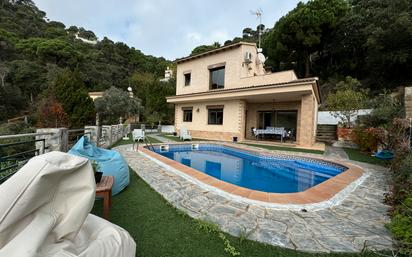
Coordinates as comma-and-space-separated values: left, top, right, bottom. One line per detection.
151, 144, 347, 193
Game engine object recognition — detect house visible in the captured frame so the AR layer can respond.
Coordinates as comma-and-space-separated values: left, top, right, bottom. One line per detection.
160, 67, 174, 82
88, 91, 104, 101
166, 42, 321, 147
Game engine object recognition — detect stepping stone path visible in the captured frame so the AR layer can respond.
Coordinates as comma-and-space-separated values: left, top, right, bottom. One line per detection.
116, 144, 393, 253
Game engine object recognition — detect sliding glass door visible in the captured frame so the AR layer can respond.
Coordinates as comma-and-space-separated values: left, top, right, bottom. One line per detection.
257, 110, 297, 130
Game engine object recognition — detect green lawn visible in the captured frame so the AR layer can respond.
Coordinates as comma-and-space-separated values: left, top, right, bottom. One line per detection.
146, 135, 163, 144
241, 143, 324, 155
343, 148, 388, 166
92, 170, 382, 257
158, 134, 180, 142
110, 133, 167, 147
110, 134, 133, 148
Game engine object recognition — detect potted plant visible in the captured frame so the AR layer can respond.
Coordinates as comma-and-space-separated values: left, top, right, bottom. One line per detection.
92, 161, 103, 183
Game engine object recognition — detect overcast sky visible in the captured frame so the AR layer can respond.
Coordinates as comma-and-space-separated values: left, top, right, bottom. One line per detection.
33, 0, 302, 60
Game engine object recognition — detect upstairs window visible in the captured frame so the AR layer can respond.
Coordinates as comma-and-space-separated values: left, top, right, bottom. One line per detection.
209, 66, 225, 90
208, 107, 223, 125
184, 73, 191, 86
182, 107, 193, 122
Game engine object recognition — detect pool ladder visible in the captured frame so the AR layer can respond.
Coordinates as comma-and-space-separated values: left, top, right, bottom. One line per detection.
134, 136, 155, 152
144, 137, 155, 151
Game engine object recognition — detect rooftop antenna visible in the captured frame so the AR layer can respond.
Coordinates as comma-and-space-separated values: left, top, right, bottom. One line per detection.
250, 8, 263, 50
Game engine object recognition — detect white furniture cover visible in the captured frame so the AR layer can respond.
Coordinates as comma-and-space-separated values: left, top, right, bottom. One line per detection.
0, 151, 136, 257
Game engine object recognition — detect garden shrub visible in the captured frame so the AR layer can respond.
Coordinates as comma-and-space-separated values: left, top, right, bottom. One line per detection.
386, 118, 411, 162
388, 154, 412, 255
389, 196, 412, 255
351, 127, 385, 153
0, 121, 35, 155
363, 91, 403, 128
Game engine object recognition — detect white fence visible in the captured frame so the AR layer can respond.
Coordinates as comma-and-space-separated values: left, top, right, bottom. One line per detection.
160, 125, 175, 133
317, 109, 373, 125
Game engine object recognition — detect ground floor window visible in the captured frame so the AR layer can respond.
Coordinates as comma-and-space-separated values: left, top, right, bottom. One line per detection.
208, 108, 223, 125
182, 108, 193, 122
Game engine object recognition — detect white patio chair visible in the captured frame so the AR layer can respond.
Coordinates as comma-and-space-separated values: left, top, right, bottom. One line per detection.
179, 127, 192, 141
132, 129, 145, 142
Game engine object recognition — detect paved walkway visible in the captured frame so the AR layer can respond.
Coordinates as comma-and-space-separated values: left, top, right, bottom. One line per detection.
116, 145, 392, 253
324, 145, 349, 160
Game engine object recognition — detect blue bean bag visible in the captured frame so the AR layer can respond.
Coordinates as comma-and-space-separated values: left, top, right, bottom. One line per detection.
68, 136, 129, 195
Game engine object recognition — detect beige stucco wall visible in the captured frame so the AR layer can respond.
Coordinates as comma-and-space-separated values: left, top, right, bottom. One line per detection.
299, 94, 317, 146
175, 100, 246, 141
176, 47, 243, 95
176, 43, 297, 96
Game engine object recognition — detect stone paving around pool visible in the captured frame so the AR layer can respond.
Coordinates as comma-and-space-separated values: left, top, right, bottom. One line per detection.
116, 144, 393, 253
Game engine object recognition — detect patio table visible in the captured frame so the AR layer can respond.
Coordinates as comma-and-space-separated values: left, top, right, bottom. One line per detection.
253, 127, 287, 142
96, 176, 114, 219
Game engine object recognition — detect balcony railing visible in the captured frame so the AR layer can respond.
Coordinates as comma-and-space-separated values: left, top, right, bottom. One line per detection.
0, 132, 51, 183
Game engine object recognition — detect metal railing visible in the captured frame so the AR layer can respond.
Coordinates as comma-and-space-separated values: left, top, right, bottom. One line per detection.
68, 129, 90, 149
0, 133, 51, 183
144, 137, 155, 151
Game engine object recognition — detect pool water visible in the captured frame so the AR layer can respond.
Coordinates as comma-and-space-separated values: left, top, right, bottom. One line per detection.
154, 144, 346, 193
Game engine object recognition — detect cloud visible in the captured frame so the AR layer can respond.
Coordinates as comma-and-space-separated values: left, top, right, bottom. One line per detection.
33, 0, 302, 60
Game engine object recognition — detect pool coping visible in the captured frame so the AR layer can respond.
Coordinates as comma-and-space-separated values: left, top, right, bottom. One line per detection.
138, 143, 365, 207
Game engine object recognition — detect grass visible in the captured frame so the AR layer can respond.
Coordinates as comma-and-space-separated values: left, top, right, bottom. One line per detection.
92, 170, 382, 257
241, 143, 324, 155
343, 148, 388, 166
146, 135, 163, 144
110, 133, 133, 148
110, 133, 168, 148
157, 134, 181, 142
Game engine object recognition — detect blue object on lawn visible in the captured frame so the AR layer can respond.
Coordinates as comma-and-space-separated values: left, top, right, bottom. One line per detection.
68, 136, 129, 195
375, 150, 394, 160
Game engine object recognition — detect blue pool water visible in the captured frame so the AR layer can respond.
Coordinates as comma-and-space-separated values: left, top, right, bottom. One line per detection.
153, 144, 346, 193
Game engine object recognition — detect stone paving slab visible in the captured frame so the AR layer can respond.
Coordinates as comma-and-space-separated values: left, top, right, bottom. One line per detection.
116, 144, 393, 253
324, 145, 349, 160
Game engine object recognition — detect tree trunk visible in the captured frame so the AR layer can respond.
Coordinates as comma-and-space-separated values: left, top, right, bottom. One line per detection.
0, 75, 5, 87
305, 53, 311, 78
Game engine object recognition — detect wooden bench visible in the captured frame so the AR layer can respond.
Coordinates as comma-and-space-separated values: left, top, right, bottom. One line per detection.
95, 176, 114, 219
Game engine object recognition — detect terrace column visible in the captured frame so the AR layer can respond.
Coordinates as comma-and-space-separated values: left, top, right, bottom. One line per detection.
237, 100, 247, 141
298, 94, 316, 147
